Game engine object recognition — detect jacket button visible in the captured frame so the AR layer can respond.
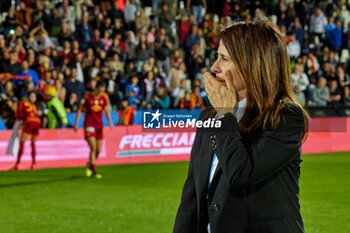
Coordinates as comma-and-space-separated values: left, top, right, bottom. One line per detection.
206, 193, 209, 200
213, 204, 220, 211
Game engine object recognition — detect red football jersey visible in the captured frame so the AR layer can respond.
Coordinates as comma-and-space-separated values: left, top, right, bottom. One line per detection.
16, 101, 41, 124
81, 92, 109, 128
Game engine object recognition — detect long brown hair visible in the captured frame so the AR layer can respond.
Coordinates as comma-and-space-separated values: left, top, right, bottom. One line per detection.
218, 20, 309, 140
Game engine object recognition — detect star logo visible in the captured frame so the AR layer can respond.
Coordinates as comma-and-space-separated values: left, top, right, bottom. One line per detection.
150, 109, 162, 122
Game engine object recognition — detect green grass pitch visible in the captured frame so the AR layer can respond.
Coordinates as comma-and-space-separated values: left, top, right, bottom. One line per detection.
0, 152, 349, 233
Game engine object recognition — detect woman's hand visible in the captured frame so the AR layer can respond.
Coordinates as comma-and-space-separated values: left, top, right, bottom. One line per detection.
204, 71, 238, 117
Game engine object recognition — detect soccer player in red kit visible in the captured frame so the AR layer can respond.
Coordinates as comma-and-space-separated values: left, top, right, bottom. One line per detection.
12, 91, 41, 170
74, 81, 113, 178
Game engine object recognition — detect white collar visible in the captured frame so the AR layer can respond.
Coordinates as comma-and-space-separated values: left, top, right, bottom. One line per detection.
215, 97, 247, 122
235, 98, 247, 123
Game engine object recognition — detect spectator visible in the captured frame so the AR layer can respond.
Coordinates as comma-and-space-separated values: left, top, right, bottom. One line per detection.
19, 80, 35, 100
27, 22, 52, 53
222, 0, 231, 17
336, 66, 350, 103
158, 3, 174, 38
76, 15, 93, 50
154, 29, 172, 76
108, 1, 124, 22
325, 16, 336, 44
328, 79, 342, 105
190, 86, 205, 109
0, 50, 21, 75
172, 78, 191, 108
112, 19, 125, 40
305, 53, 320, 79
63, 66, 85, 105
327, 50, 338, 69
36, 71, 54, 97
125, 74, 141, 109
109, 36, 125, 60
46, 8, 62, 38
124, 0, 138, 31
85, 57, 102, 82
147, 26, 156, 44
125, 31, 138, 62
293, 85, 306, 106
179, 91, 193, 109
287, 33, 301, 59
186, 0, 207, 26
188, 44, 205, 80
15, 1, 34, 30
55, 73, 67, 104
108, 53, 124, 73
58, 22, 74, 46
143, 70, 161, 104
16, 60, 39, 87
105, 69, 122, 110
291, 63, 309, 92
135, 8, 151, 30
4, 81, 16, 99
58, 0, 76, 33
100, 30, 113, 51
65, 93, 79, 113
4, 7, 17, 33
178, 14, 193, 45
73, 0, 94, 23
329, 20, 343, 53
83, 48, 96, 68
136, 34, 154, 72
309, 6, 327, 43
168, 61, 187, 93
0, 96, 17, 128
185, 25, 200, 74
312, 77, 330, 106
13, 37, 27, 63
117, 98, 135, 125
334, 6, 344, 27
150, 86, 171, 109
289, 17, 304, 47
170, 49, 184, 68
195, 66, 207, 89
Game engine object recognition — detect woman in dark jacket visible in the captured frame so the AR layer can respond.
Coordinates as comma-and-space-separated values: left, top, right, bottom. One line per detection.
173, 20, 309, 233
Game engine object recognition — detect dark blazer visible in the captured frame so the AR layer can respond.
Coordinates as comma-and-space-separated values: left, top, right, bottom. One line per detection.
173, 103, 306, 233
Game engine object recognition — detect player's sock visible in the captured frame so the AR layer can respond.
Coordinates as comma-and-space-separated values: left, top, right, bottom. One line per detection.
31, 141, 36, 164
90, 164, 96, 174
16, 141, 25, 165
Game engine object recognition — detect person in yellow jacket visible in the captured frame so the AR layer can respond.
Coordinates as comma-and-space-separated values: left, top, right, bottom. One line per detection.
45, 86, 68, 129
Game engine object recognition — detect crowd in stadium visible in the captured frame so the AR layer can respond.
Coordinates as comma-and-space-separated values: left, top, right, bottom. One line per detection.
0, 0, 350, 129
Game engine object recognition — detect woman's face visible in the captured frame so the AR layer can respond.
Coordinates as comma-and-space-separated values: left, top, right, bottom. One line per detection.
94, 58, 101, 67
158, 87, 164, 95
147, 71, 154, 80
5, 81, 13, 92
29, 92, 37, 103
210, 40, 245, 97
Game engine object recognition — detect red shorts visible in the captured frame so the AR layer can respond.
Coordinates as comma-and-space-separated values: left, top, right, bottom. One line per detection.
23, 121, 41, 137
84, 125, 103, 140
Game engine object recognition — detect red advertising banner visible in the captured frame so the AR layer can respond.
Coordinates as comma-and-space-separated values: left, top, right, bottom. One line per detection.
0, 117, 349, 171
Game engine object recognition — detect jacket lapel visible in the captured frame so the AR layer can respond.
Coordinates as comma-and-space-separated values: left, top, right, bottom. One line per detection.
208, 132, 251, 189
195, 133, 214, 196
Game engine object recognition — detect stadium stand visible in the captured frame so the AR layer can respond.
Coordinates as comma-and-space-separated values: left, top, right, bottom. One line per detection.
0, 0, 350, 130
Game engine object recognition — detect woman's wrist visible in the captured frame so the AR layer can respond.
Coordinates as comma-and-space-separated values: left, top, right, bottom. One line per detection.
216, 110, 234, 118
